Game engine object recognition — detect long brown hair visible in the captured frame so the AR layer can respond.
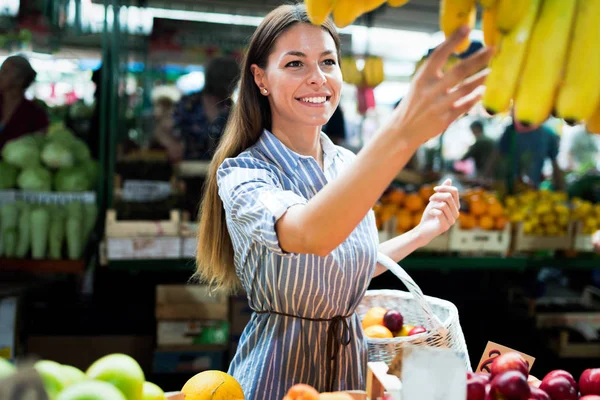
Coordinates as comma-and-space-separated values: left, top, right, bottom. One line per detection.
195, 3, 341, 293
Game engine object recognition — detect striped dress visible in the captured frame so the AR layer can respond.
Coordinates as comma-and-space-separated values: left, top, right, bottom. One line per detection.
218, 129, 379, 400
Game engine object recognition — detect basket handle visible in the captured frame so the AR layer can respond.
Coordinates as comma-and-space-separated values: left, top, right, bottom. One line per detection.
377, 252, 443, 329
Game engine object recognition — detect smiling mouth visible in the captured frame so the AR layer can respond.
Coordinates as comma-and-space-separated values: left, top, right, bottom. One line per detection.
296, 96, 331, 105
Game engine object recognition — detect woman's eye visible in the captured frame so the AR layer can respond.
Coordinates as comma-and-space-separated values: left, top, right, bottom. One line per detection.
286, 61, 302, 68
323, 59, 337, 66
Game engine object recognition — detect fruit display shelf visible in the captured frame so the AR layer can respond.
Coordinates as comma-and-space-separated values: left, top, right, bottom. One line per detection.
104, 255, 600, 273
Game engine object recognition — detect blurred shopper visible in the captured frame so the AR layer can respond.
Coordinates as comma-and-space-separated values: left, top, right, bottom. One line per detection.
460, 120, 495, 177
169, 55, 240, 161
0, 55, 48, 150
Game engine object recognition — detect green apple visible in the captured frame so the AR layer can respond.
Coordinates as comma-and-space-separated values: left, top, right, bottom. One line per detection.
62, 365, 87, 386
56, 380, 126, 400
143, 381, 165, 400
35, 360, 69, 398
0, 357, 16, 379
86, 354, 144, 400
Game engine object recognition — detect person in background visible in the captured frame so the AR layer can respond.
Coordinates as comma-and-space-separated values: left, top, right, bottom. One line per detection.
567, 125, 599, 173
0, 55, 49, 150
168, 55, 241, 161
460, 120, 495, 177
485, 119, 565, 190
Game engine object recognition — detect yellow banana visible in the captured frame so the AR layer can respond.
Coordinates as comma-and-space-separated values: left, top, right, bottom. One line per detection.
482, 0, 541, 114
482, 6, 501, 47
440, 0, 477, 54
363, 56, 385, 88
341, 56, 362, 86
555, 0, 600, 124
364, 0, 387, 13
332, 0, 363, 28
496, 0, 529, 34
587, 103, 600, 134
514, 0, 577, 126
388, 0, 410, 7
305, 0, 336, 25
478, 0, 497, 8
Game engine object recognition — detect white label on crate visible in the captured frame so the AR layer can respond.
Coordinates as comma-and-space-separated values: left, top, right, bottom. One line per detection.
122, 180, 171, 202
107, 237, 181, 259
18, 191, 96, 205
183, 238, 197, 258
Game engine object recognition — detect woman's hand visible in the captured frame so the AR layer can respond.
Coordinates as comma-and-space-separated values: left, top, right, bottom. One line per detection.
384, 26, 494, 147
415, 179, 460, 245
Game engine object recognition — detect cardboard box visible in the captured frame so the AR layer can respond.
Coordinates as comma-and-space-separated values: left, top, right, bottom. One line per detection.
156, 285, 229, 321
27, 335, 154, 372
157, 320, 229, 346
153, 348, 225, 374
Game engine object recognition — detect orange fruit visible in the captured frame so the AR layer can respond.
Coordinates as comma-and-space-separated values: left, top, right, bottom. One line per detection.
487, 200, 504, 218
361, 307, 387, 329
284, 384, 319, 400
404, 194, 424, 212
418, 185, 435, 201
469, 196, 488, 216
478, 215, 494, 231
364, 325, 394, 339
396, 209, 412, 233
387, 188, 405, 206
495, 216, 509, 231
459, 214, 476, 230
182, 371, 244, 400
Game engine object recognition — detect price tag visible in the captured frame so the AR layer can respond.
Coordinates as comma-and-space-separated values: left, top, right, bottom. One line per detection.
0, 368, 49, 400
122, 180, 171, 202
18, 191, 96, 205
476, 341, 535, 374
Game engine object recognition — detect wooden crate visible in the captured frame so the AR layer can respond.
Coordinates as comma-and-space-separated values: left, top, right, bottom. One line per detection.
449, 223, 511, 256
105, 209, 181, 238
105, 237, 182, 260
180, 212, 198, 258
573, 222, 595, 252
549, 331, 600, 358
513, 222, 574, 253
176, 160, 211, 178
156, 285, 229, 321
534, 286, 600, 329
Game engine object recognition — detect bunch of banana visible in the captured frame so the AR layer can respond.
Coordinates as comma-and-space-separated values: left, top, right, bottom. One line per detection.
482, 0, 541, 115
481, 6, 501, 47
496, 0, 529, 34
587, 104, 600, 134
340, 56, 363, 86
514, 0, 576, 126
363, 56, 385, 88
440, 0, 477, 54
305, 0, 411, 28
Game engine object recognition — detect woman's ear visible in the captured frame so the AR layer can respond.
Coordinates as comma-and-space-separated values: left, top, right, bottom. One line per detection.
250, 64, 266, 92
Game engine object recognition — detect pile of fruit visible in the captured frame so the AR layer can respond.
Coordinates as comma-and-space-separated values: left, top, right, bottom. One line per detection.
0, 200, 97, 260
373, 186, 433, 235
459, 188, 508, 232
467, 352, 600, 400
283, 384, 357, 399
0, 122, 98, 192
506, 191, 571, 236
0, 354, 166, 400
571, 198, 600, 235
361, 306, 426, 339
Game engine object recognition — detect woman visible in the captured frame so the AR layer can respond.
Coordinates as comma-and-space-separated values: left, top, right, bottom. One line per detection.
0, 55, 49, 150
196, 4, 492, 399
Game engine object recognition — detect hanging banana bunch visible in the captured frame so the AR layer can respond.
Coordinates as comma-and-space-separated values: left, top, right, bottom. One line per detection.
482, 6, 501, 47
363, 56, 385, 88
439, 0, 477, 54
304, 0, 410, 28
341, 56, 364, 86
495, 0, 529, 34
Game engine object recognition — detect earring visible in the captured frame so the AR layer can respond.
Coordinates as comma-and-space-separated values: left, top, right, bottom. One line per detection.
262, 88, 268, 94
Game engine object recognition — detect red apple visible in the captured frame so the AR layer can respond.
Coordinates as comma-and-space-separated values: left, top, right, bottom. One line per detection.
538, 376, 577, 400
580, 396, 600, 400
408, 326, 426, 336
476, 373, 492, 385
489, 371, 530, 400
467, 377, 487, 400
383, 310, 403, 332
491, 353, 529, 378
485, 384, 492, 400
528, 386, 550, 400
542, 370, 577, 390
580, 369, 600, 396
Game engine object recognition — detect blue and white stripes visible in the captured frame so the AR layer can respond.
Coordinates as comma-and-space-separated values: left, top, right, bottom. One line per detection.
217, 129, 379, 400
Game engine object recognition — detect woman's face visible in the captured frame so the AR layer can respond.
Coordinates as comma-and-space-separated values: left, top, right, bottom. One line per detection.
253, 23, 342, 130
0, 59, 24, 91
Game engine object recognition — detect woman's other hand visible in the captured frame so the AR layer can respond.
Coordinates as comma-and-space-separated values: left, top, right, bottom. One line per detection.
416, 179, 460, 244
384, 26, 494, 148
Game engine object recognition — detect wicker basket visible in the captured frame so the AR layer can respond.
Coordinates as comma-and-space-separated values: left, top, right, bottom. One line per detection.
357, 253, 471, 371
